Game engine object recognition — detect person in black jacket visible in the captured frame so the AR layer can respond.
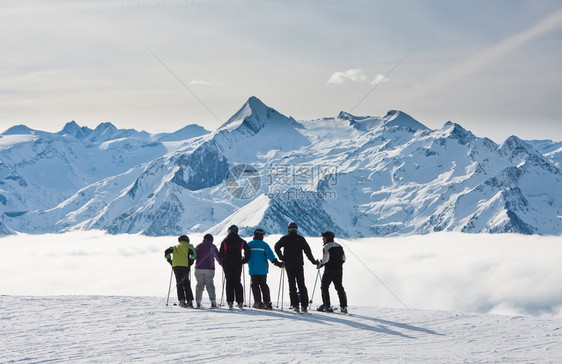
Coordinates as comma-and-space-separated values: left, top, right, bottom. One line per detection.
316, 231, 348, 314
274, 222, 318, 313
219, 225, 251, 309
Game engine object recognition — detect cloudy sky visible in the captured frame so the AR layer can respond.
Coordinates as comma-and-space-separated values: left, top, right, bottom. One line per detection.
1, 0, 562, 142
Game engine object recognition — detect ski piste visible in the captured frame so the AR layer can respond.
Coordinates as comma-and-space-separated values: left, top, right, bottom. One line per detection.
170, 302, 327, 315
317, 307, 351, 316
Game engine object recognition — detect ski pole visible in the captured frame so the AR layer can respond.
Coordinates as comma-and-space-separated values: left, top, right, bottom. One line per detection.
220, 269, 225, 307
242, 264, 247, 306
309, 269, 320, 306
246, 266, 252, 305
166, 267, 174, 306
276, 268, 283, 308
280, 268, 285, 310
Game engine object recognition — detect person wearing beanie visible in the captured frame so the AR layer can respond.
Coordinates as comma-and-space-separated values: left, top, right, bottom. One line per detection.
316, 231, 348, 314
274, 222, 318, 313
219, 225, 251, 309
164, 235, 197, 308
194, 234, 222, 308
247, 228, 284, 310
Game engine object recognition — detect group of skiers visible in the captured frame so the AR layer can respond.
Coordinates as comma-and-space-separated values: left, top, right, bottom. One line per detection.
164, 222, 348, 314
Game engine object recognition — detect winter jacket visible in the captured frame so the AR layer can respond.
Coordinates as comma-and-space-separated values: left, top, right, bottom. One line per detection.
247, 239, 277, 276
318, 241, 346, 271
195, 239, 222, 270
219, 233, 251, 268
274, 232, 316, 271
164, 241, 197, 268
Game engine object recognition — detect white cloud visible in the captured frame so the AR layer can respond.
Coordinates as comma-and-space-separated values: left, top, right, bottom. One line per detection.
371, 73, 387, 85
328, 69, 368, 84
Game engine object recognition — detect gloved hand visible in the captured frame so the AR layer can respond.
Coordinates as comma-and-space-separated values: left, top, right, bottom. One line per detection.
273, 260, 284, 268
167, 259, 173, 266
316, 260, 322, 269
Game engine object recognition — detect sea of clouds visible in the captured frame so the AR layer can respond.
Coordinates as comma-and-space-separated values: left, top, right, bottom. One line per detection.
1, 231, 560, 317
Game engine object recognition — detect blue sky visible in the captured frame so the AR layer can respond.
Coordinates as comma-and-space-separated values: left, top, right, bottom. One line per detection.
1, 0, 562, 142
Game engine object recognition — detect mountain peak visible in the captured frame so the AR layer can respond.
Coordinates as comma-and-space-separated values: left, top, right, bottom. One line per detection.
156, 124, 210, 142
499, 135, 543, 161
339, 111, 384, 131
442, 121, 476, 145
218, 96, 300, 135
382, 110, 428, 132
1, 124, 35, 135
499, 135, 534, 154
246, 96, 268, 111
94, 122, 117, 132
59, 121, 93, 140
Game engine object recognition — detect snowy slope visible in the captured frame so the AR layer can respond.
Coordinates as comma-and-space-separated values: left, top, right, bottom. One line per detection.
1, 96, 561, 237
2, 295, 561, 363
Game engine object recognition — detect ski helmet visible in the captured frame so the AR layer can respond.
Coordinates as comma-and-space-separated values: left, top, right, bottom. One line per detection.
254, 228, 266, 236
228, 225, 239, 234
321, 231, 335, 241
178, 235, 189, 242
288, 222, 298, 232
203, 233, 214, 242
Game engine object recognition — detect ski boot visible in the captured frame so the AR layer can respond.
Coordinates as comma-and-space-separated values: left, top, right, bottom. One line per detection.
317, 304, 333, 313
340, 306, 348, 314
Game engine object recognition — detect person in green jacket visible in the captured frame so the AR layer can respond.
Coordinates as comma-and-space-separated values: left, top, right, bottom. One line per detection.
165, 235, 197, 308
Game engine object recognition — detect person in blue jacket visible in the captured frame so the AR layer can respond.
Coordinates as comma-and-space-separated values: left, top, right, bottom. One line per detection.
247, 228, 284, 309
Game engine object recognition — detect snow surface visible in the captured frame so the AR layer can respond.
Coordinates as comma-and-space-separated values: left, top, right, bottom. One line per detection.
2, 295, 561, 363
1, 232, 561, 362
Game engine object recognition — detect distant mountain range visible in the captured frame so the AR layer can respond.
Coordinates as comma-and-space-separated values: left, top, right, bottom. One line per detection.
1, 96, 561, 237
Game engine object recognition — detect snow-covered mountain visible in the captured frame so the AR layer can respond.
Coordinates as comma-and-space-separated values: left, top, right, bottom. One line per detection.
1, 96, 561, 236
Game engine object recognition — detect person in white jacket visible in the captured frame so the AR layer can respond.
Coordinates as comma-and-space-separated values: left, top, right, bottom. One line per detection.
316, 231, 348, 314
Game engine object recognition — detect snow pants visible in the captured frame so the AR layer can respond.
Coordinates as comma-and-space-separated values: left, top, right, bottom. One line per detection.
195, 269, 217, 304
223, 264, 244, 304
173, 266, 194, 303
321, 269, 347, 308
286, 267, 309, 308
250, 275, 271, 304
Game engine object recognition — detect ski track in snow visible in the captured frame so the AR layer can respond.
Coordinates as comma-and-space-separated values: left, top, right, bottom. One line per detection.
2, 296, 561, 363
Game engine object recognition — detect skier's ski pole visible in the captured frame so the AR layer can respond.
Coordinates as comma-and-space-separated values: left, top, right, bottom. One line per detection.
276, 268, 283, 308
246, 265, 252, 305
280, 268, 285, 310
220, 269, 225, 307
241, 264, 245, 305
166, 267, 174, 306
187, 268, 194, 305
309, 269, 320, 305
